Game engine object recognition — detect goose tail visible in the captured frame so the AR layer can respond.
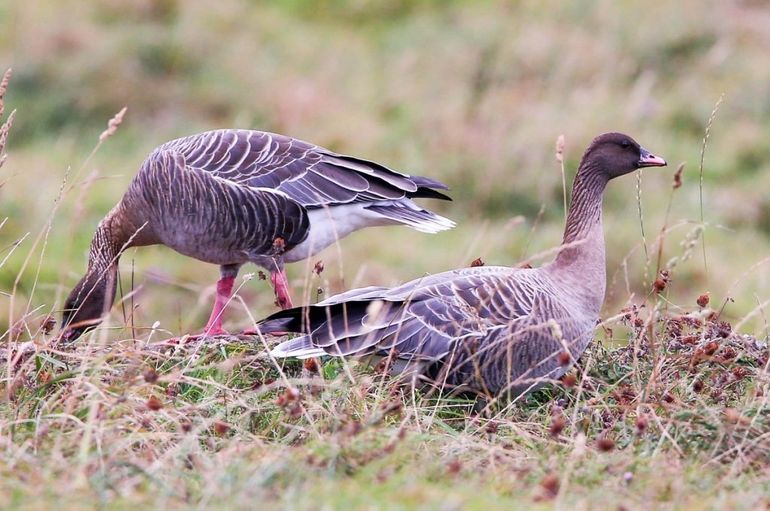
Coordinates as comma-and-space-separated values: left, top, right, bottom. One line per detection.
269, 335, 325, 359
366, 201, 455, 234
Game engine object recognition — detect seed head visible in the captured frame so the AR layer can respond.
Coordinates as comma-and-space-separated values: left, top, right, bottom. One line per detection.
446, 459, 462, 475
555, 134, 565, 163
303, 357, 319, 373
99, 106, 127, 142
539, 473, 560, 498
41, 315, 56, 335
692, 379, 704, 393
697, 293, 710, 307
272, 237, 286, 254
596, 436, 615, 452
549, 414, 566, 437
213, 420, 231, 436
276, 387, 300, 406
672, 162, 685, 189
557, 351, 571, 366
470, 257, 485, 267
146, 396, 163, 411
143, 368, 159, 384
313, 260, 324, 275
635, 415, 648, 434
562, 373, 577, 388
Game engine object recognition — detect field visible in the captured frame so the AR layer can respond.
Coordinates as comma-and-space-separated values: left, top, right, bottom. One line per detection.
2, 1, 770, 509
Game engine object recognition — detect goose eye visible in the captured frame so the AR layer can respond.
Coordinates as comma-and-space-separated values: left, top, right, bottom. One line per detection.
620, 140, 631, 148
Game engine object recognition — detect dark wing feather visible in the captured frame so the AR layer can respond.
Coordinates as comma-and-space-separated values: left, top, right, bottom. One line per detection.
262, 266, 532, 360
156, 129, 451, 208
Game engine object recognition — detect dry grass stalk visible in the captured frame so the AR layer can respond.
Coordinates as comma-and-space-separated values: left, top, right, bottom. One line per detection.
556, 134, 567, 222
0, 68, 15, 170
0, 68, 11, 118
99, 106, 127, 142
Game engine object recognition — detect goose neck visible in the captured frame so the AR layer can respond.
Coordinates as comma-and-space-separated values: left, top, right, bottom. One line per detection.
561, 168, 608, 246
551, 167, 608, 312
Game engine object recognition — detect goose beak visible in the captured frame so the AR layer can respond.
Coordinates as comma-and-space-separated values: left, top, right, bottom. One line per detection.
638, 147, 667, 168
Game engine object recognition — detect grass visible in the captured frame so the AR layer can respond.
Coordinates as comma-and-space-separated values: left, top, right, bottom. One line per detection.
2, 0, 770, 508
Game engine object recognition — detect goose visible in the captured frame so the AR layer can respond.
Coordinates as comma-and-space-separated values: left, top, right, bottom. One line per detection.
258, 132, 667, 398
61, 129, 454, 341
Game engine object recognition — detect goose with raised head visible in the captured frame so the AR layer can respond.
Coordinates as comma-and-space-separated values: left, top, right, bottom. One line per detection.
61, 129, 454, 341
259, 132, 667, 398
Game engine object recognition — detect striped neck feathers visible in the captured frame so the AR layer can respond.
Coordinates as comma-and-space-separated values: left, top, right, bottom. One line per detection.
61, 215, 127, 339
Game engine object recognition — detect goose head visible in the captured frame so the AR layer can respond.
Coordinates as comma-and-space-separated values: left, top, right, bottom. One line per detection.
60, 271, 117, 342
581, 132, 667, 179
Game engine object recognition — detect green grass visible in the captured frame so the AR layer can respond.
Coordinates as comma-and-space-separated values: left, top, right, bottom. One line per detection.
2, 0, 770, 508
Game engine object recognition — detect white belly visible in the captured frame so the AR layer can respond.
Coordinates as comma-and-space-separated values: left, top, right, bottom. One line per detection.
283, 204, 396, 263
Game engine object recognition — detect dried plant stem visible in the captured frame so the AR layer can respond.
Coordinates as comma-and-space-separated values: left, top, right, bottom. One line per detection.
699, 93, 725, 282
636, 169, 650, 285
556, 134, 567, 223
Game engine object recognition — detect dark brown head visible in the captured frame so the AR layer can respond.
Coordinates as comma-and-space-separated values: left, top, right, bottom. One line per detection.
581, 132, 667, 179
60, 269, 117, 342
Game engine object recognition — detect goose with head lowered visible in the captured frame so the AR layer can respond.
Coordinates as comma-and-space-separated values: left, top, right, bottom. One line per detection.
258, 132, 666, 399
61, 129, 454, 341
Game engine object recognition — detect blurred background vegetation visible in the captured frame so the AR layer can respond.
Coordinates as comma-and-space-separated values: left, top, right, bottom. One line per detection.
2, 0, 770, 338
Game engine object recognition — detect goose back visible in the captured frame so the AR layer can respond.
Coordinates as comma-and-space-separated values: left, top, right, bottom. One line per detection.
263, 265, 597, 397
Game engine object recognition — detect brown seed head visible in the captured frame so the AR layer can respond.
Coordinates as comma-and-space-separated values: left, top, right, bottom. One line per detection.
724, 408, 741, 424
635, 415, 648, 434
143, 368, 159, 384
697, 293, 710, 307
732, 366, 748, 380
653, 279, 666, 293
303, 357, 319, 373
549, 414, 566, 437
557, 351, 571, 366
539, 473, 560, 498
596, 436, 615, 452
287, 402, 303, 419
704, 341, 719, 356
276, 387, 300, 407
213, 420, 231, 436
562, 373, 577, 388
470, 257, 485, 267
146, 396, 163, 411
446, 459, 462, 475
693, 379, 704, 393
272, 237, 286, 254
41, 315, 56, 335
672, 162, 685, 189
313, 260, 324, 275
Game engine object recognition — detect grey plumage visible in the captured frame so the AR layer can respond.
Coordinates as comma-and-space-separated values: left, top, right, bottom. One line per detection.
260, 132, 668, 398
128, 129, 455, 267
61, 129, 454, 340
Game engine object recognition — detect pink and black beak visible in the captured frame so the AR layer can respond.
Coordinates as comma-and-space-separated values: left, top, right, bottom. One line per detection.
638, 147, 667, 168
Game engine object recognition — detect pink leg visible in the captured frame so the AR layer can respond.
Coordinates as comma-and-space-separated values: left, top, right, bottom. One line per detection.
271, 270, 294, 309
200, 275, 235, 336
